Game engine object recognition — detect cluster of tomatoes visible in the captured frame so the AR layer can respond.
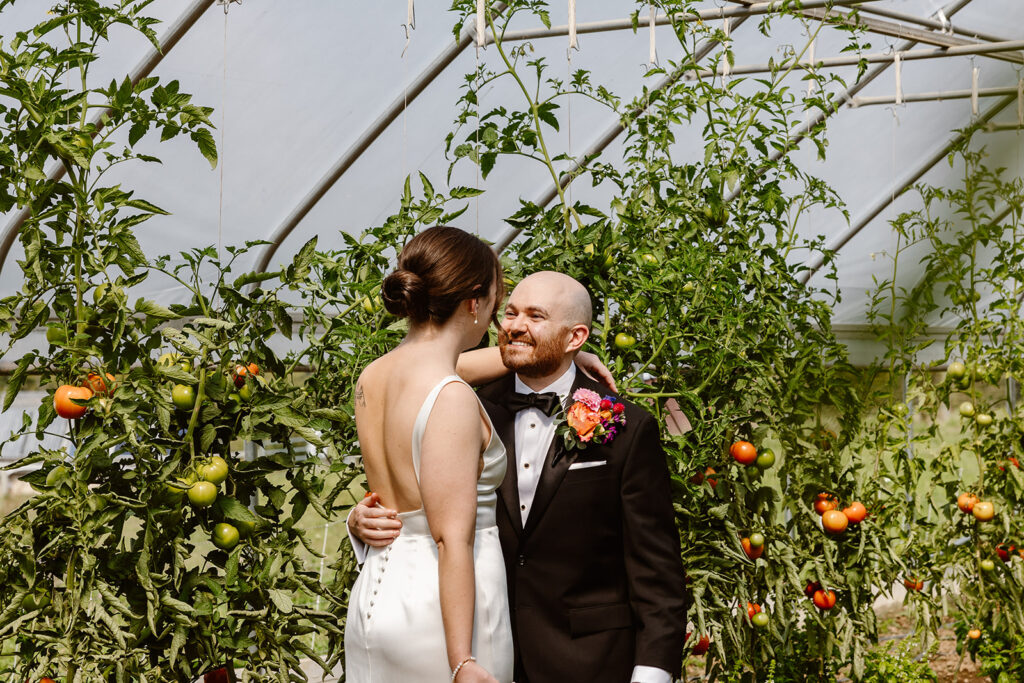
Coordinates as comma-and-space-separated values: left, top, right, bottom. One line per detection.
812, 493, 867, 535
53, 371, 116, 419
167, 454, 252, 551
729, 441, 776, 469
804, 581, 837, 610
956, 492, 996, 522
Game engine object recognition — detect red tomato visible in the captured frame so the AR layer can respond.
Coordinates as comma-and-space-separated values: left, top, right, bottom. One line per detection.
812, 589, 837, 610
842, 501, 867, 524
730, 441, 758, 466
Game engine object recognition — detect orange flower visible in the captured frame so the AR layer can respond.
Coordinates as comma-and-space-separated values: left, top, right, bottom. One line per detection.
567, 402, 601, 442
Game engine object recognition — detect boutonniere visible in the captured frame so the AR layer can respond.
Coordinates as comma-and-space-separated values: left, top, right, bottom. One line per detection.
557, 388, 626, 453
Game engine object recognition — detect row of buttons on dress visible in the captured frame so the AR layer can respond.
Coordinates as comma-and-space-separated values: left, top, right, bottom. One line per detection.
366, 545, 392, 622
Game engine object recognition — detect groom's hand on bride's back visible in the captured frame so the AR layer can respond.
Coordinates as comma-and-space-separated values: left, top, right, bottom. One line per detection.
348, 492, 402, 547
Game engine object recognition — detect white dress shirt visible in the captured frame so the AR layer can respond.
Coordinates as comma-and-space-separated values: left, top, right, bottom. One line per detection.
512, 364, 576, 525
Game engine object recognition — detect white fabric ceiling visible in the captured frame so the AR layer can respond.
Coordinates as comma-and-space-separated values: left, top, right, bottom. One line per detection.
2, 0, 1023, 365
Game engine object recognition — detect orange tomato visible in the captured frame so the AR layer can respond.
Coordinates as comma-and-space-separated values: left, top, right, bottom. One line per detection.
705, 467, 718, 488
746, 602, 762, 619
812, 589, 836, 610
54, 384, 93, 419
968, 628, 982, 640
973, 501, 996, 522
730, 441, 758, 466
903, 577, 924, 591
805, 581, 821, 598
741, 537, 764, 560
814, 493, 838, 515
83, 371, 117, 396
822, 509, 849, 535
957, 492, 979, 514
842, 501, 867, 524
247, 362, 259, 376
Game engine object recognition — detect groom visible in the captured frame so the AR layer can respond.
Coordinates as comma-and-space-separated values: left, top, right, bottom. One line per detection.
349, 272, 687, 683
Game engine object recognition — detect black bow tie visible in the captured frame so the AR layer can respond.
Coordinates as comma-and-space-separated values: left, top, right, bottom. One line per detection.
507, 391, 562, 417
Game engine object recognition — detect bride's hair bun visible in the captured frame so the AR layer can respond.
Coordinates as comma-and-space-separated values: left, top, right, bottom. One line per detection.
378, 226, 504, 325
381, 268, 428, 319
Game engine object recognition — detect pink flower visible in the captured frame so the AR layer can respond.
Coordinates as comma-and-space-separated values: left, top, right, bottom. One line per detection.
572, 388, 602, 411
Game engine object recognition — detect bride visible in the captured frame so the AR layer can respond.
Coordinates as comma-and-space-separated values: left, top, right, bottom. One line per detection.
344, 226, 513, 683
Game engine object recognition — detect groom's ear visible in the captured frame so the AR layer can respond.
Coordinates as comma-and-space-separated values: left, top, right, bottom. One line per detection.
564, 324, 590, 354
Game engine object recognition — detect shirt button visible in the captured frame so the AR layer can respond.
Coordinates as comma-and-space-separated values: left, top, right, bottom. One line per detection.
530, 423, 536, 428
521, 504, 526, 511
523, 463, 530, 469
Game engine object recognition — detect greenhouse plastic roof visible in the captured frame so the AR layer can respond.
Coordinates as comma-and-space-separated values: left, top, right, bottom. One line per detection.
2, 0, 1023, 365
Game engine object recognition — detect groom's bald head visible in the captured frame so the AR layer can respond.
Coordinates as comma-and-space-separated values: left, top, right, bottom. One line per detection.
515, 271, 592, 329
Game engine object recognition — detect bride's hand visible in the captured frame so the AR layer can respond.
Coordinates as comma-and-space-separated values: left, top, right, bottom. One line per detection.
576, 351, 618, 393
454, 661, 499, 683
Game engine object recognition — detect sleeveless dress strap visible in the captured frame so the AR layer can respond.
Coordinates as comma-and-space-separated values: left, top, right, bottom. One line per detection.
410, 375, 469, 481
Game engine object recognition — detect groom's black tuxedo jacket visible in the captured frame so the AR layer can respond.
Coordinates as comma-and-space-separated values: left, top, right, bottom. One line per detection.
477, 369, 687, 683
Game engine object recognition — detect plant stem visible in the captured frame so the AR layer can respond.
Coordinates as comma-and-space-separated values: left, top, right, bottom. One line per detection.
486, 9, 584, 238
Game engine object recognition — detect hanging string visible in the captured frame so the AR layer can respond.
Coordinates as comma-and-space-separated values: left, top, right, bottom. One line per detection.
566, 46, 573, 212
893, 51, 902, 106
477, 0, 486, 49
402, 0, 416, 57
806, 37, 815, 124
217, 2, 230, 260
568, 0, 578, 50
721, 18, 730, 79
402, 15, 411, 185
1017, 77, 1023, 126
475, 35, 481, 232
971, 62, 980, 118
649, 3, 657, 65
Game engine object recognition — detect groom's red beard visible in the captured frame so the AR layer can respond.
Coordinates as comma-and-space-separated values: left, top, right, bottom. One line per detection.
498, 328, 567, 378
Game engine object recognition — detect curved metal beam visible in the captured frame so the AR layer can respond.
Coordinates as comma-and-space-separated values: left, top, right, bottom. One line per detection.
494, 15, 752, 252
800, 93, 1018, 285
723, 0, 978, 206
0, 0, 214, 278
253, 5, 507, 276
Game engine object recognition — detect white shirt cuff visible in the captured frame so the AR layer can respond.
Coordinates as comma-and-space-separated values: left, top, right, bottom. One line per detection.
631, 665, 672, 683
346, 507, 368, 566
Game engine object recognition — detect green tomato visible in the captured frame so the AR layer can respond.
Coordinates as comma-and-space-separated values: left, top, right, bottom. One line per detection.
755, 449, 776, 469
583, 243, 595, 256
752, 612, 770, 628
199, 456, 229, 485
959, 401, 975, 418
21, 593, 51, 611
892, 403, 908, 417
748, 532, 765, 549
238, 383, 253, 402
188, 481, 218, 508
947, 361, 967, 380
45, 465, 68, 487
980, 559, 996, 572
45, 326, 67, 345
682, 281, 695, 293
614, 332, 637, 349
975, 413, 993, 427
158, 352, 192, 373
163, 477, 190, 502
212, 522, 240, 550
641, 253, 658, 266
171, 384, 195, 411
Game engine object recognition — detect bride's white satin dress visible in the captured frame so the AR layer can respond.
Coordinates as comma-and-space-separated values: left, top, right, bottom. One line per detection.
345, 376, 514, 682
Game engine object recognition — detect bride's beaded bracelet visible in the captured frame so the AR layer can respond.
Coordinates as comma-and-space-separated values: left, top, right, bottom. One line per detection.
451, 655, 476, 681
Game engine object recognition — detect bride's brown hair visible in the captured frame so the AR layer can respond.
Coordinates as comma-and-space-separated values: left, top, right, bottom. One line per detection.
381, 226, 504, 326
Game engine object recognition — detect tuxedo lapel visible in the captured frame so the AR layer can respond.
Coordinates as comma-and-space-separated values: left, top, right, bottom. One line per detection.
522, 368, 591, 536
485, 376, 524, 538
